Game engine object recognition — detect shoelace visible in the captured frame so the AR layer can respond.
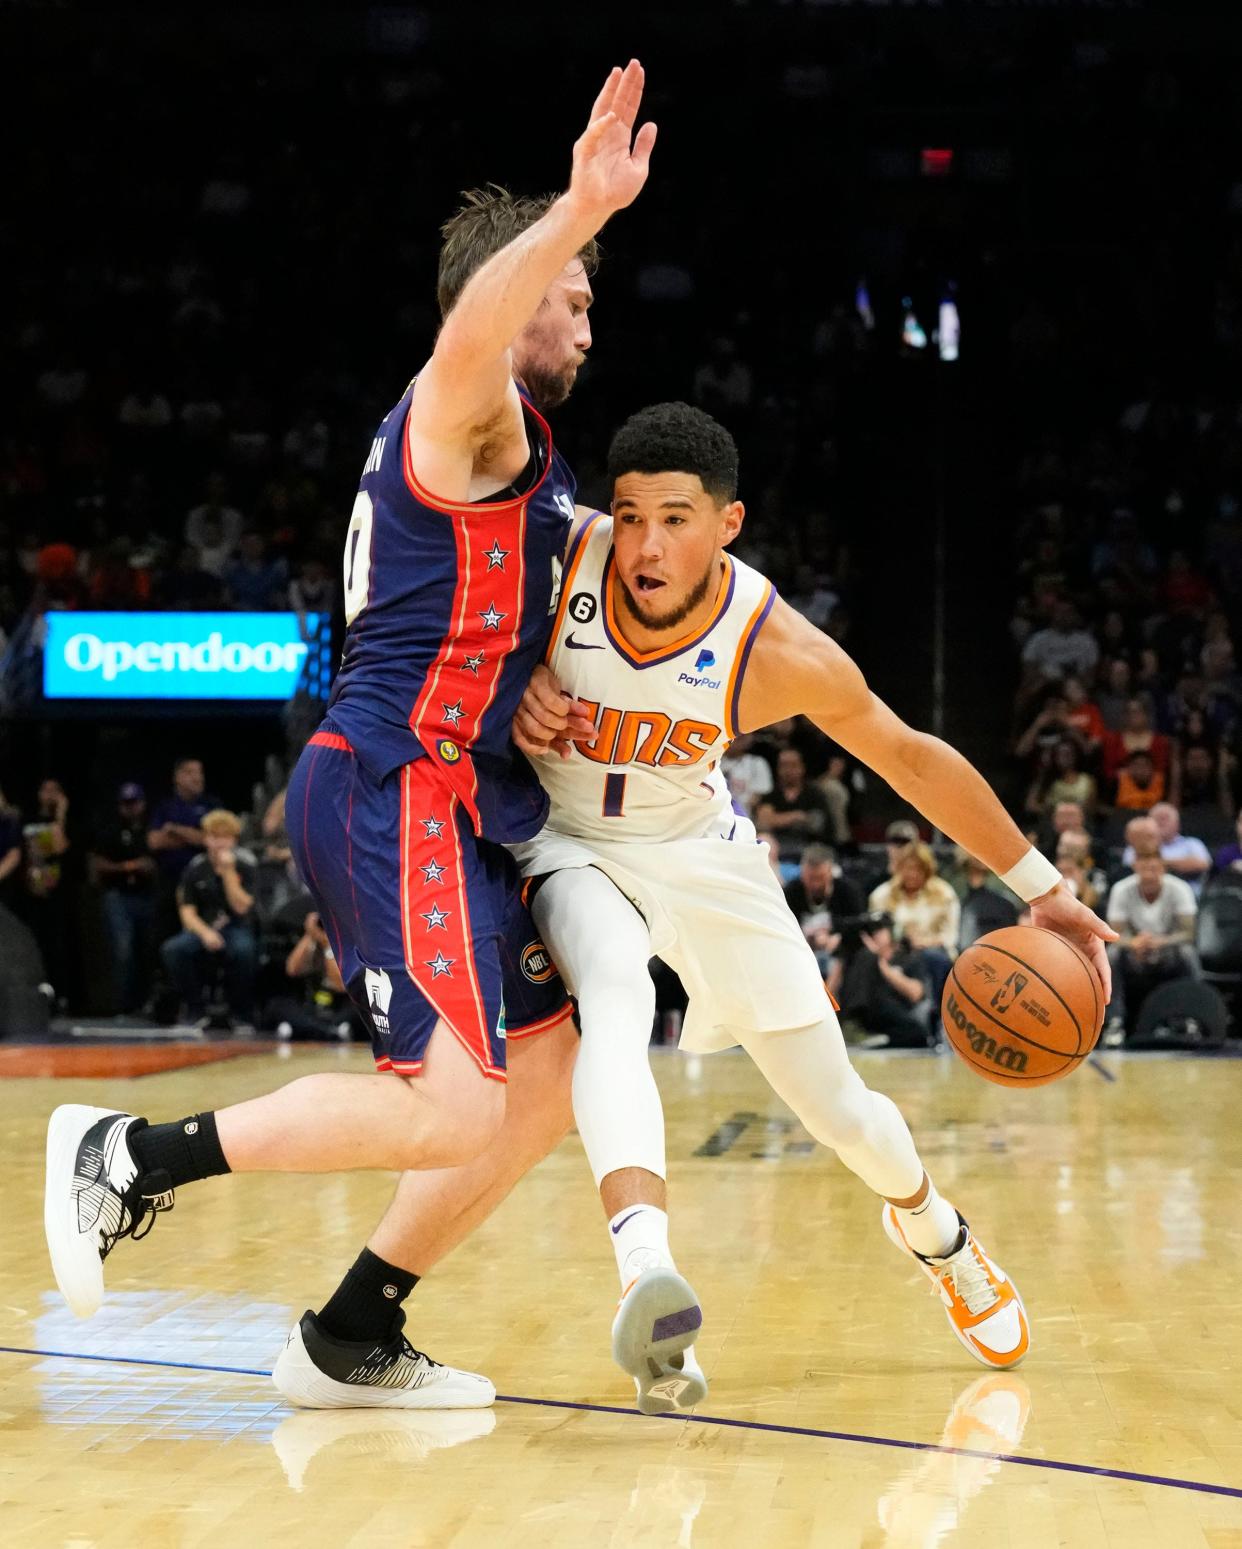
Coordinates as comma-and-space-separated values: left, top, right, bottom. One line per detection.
934, 1243, 999, 1317
100, 1171, 175, 1261
397, 1334, 440, 1370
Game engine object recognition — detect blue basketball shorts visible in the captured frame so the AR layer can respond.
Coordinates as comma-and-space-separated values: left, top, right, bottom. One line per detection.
286, 726, 570, 1081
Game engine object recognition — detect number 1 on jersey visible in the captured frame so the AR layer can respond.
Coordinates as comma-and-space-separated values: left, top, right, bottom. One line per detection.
603, 773, 626, 818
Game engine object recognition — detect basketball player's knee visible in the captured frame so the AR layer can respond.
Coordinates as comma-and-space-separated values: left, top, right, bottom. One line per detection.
430, 1081, 506, 1166
813, 1079, 877, 1155
579, 970, 655, 1034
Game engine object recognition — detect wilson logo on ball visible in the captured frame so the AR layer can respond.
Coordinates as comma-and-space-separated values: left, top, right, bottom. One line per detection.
945, 992, 1029, 1074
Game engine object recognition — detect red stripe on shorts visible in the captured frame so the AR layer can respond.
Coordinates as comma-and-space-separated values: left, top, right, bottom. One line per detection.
397, 760, 504, 1082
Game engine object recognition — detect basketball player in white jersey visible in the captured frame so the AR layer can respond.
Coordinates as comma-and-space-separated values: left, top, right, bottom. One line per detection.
495, 401, 1117, 1410
273, 400, 1116, 1417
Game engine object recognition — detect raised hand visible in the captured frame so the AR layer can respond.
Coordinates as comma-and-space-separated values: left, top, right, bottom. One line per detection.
567, 59, 658, 223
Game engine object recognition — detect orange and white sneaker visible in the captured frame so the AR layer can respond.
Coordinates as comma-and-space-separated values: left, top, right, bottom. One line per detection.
882, 1206, 1030, 1369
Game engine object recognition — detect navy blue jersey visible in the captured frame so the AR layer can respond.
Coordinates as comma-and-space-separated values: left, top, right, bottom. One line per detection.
328, 381, 575, 842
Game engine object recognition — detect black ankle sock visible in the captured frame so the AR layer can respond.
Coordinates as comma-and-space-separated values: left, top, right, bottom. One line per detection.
317, 1248, 419, 1344
129, 1113, 231, 1189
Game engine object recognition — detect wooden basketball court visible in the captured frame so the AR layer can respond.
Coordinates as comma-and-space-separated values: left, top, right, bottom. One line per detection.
3, 1043, 1240, 1547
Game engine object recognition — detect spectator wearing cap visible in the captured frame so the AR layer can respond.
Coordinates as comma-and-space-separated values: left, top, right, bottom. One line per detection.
867, 842, 960, 1003
89, 783, 157, 1013
161, 809, 258, 1029
1122, 802, 1212, 898
864, 818, 920, 897
782, 843, 862, 979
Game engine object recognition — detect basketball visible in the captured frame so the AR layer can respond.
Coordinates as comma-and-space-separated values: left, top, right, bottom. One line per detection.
942, 926, 1104, 1087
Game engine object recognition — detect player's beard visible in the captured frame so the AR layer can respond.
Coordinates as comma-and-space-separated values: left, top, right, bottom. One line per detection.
617, 558, 718, 633
520, 358, 578, 411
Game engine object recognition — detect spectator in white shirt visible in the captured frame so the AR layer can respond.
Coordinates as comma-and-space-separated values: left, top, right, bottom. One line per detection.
1122, 802, 1211, 897
1021, 601, 1100, 683
721, 731, 773, 816
1104, 854, 1200, 1040
185, 473, 244, 566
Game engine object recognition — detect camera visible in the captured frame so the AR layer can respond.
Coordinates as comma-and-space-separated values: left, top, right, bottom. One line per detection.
833, 910, 892, 956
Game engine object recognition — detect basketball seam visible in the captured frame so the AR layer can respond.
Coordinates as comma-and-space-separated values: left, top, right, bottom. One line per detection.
966, 942, 1086, 1052
946, 967, 1084, 1068
1030, 925, 1103, 1036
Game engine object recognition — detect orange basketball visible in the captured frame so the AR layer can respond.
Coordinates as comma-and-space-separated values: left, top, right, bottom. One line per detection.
942, 926, 1104, 1087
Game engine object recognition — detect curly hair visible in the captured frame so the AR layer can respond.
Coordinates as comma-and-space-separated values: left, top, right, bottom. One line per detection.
605, 402, 739, 503
437, 185, 601, 319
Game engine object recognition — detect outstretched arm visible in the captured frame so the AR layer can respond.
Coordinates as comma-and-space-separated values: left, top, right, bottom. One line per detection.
740, 597, 1118, 995
410, 62, 656, 468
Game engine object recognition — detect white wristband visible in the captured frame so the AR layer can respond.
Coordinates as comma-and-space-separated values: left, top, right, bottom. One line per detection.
999, 847, 1062, 904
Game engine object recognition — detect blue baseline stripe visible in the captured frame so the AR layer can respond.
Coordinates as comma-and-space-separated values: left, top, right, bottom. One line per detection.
1, 1344, 1239, 1501
1088, 1056, 1117, 1082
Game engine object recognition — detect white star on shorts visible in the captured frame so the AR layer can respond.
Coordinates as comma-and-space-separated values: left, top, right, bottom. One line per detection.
461, 651, 486, 676
420, 859, 446, 884
427, 951, 455, 978
478, 602, 505, 631
421, 816, 446, 838
441, 700, 464, 727
420, 904, 450, 931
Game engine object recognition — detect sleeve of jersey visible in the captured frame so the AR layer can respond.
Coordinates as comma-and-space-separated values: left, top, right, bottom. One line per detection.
725, 581, 776, 739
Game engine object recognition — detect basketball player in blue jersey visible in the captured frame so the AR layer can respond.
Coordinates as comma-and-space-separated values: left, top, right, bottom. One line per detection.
43, 63, 655, 1405
276, 403, 1118, 1416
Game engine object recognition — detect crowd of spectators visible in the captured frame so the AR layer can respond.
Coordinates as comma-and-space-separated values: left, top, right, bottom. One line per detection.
0, 752, 358, 1040
5, 14, 1242, 1050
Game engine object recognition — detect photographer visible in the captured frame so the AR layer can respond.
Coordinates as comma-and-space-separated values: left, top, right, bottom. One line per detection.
829, 912, 933, 1049
266, 895, 356, 1042
160, 809, 258, 1031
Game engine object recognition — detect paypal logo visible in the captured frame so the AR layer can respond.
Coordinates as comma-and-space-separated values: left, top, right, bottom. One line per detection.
44, 612, 330, 702
678, 670, 722, 690
695, 649, 716, 673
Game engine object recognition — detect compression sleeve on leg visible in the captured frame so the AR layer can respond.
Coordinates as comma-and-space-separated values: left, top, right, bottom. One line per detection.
534, 868, 666, 1186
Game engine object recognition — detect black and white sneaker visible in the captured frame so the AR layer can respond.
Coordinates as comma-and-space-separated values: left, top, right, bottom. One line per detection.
272, 1310, 496, 1410
44, 1104, 174, 1319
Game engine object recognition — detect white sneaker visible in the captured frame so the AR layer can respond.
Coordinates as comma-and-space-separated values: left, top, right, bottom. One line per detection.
44, 1105, 174, 1319
272, 1310, 495, 1410
883, 1205, 1030, 1369
611, 1267, 707, 1415
271, 1406, 497, 1491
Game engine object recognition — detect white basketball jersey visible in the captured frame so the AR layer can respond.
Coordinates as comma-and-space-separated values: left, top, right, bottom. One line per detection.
534, 513, 775, 843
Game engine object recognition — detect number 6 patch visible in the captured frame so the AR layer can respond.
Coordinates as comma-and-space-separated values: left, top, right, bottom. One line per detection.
569, 592, 597, 624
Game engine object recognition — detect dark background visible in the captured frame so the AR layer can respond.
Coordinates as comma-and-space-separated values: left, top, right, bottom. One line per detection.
3, 0, 1240, 809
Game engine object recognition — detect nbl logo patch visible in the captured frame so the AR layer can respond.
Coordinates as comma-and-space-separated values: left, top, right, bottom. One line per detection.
438, 739, 461, 763
521, 941, 557, 983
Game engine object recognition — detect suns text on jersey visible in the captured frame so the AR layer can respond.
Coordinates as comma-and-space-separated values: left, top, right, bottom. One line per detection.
575, 700, 722, 768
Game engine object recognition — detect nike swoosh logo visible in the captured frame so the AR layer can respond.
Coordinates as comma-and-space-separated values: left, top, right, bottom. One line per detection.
611, 1209, 646, 1235
565, 634, 604, 650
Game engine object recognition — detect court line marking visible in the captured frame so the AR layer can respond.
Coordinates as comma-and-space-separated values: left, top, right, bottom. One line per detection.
2, 1343, 1239, 1501
1088, 1056, 1116, 1082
